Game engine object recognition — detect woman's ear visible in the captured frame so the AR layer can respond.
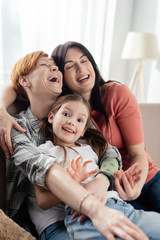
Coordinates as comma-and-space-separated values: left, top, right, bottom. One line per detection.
19, 76, 31, 87
48, 112, 54, 124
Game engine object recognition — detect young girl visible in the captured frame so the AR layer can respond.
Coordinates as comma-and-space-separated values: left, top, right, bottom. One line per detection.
31, 93, 160, 240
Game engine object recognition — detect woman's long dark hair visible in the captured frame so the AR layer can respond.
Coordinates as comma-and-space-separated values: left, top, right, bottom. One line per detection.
51, 41, 109, 127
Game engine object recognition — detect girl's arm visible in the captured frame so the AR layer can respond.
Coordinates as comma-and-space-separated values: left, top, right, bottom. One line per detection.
82, 145, 121, 204
34, 184, 60, 210
86, 148, 143, 201
0, 85, 25, 157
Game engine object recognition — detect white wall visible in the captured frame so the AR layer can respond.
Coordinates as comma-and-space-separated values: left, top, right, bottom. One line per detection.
109, 0, 160, 103
148, 0, 160, 102
1, 0, 160, 102
109, 0, 134, 84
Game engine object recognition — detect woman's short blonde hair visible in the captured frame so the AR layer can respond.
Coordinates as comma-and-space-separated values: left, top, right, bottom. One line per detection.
10, 51, 48, 98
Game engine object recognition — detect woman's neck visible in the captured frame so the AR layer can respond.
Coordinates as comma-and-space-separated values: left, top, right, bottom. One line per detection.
82, 92, 91, 102
30, 97, 56, 119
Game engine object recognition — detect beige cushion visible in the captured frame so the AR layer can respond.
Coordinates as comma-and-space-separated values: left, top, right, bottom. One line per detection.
0, 210, 36, 240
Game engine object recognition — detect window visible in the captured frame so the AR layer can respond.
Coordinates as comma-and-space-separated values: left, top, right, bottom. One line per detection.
0, 0, 116, 86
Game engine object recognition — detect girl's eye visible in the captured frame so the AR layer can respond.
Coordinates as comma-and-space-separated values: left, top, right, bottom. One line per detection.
77, 119, 83, 123
63, 112, 69, 117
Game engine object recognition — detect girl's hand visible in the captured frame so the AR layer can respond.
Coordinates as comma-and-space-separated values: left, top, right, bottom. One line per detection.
65, 155, 98, 183
114, 163, 142, 201
0, 108, 26, 158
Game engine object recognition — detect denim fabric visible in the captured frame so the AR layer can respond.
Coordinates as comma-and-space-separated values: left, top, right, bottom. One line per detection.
40, 221, 70, 240
129, 171, 160, 212
65, 198, 160, 240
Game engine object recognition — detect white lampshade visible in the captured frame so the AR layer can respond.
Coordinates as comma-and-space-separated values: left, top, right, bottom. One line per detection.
121, 32, 158, 60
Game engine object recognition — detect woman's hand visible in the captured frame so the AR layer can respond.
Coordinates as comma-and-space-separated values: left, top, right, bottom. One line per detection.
89, 200, 149, 240
0, 107, 26, 158
65, 155, 98, 183
114, 163, 142, 201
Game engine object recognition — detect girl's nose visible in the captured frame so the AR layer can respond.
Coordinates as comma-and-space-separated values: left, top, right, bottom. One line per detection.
67, 119, 74, 126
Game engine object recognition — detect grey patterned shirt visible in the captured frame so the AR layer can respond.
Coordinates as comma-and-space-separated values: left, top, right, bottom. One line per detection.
5, 107, 56, 218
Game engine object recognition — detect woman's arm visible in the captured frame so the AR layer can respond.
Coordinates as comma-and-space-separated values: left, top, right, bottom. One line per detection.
126, 142, 148, 196
0, 85, 17, 108
106, 84, 148, 195
0, 85, 26, 157
35, 155, 98, 210
46, 163, 148, 240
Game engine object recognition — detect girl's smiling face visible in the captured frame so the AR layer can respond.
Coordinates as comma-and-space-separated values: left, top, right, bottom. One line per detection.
48, 100, 89, 147
64, 47, 95, 100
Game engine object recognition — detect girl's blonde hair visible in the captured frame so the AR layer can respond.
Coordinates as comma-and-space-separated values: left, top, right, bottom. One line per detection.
10, 51, 48, 99
40, 94, 108, 166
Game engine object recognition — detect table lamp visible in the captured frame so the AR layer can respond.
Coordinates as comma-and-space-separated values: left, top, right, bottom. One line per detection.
121, 32, 158, 102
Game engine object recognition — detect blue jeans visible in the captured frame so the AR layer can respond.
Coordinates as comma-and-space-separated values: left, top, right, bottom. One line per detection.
40, 220, 70, 240
65, 198, 160, 240
128, 171, 160, 212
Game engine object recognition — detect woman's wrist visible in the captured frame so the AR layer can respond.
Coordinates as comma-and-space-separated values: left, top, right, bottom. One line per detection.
78, 193, 92, 213
80, 193, 105, 219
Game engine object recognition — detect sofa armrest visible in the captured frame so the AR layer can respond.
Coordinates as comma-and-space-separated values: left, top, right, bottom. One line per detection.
139, 103, 160, 168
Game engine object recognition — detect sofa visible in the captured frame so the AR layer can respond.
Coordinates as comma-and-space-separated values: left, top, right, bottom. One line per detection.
0, 103, 160, 238
139, 103, 160, 168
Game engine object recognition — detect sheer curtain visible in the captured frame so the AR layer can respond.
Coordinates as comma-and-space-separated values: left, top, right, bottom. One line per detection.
0, 0, 116, 86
